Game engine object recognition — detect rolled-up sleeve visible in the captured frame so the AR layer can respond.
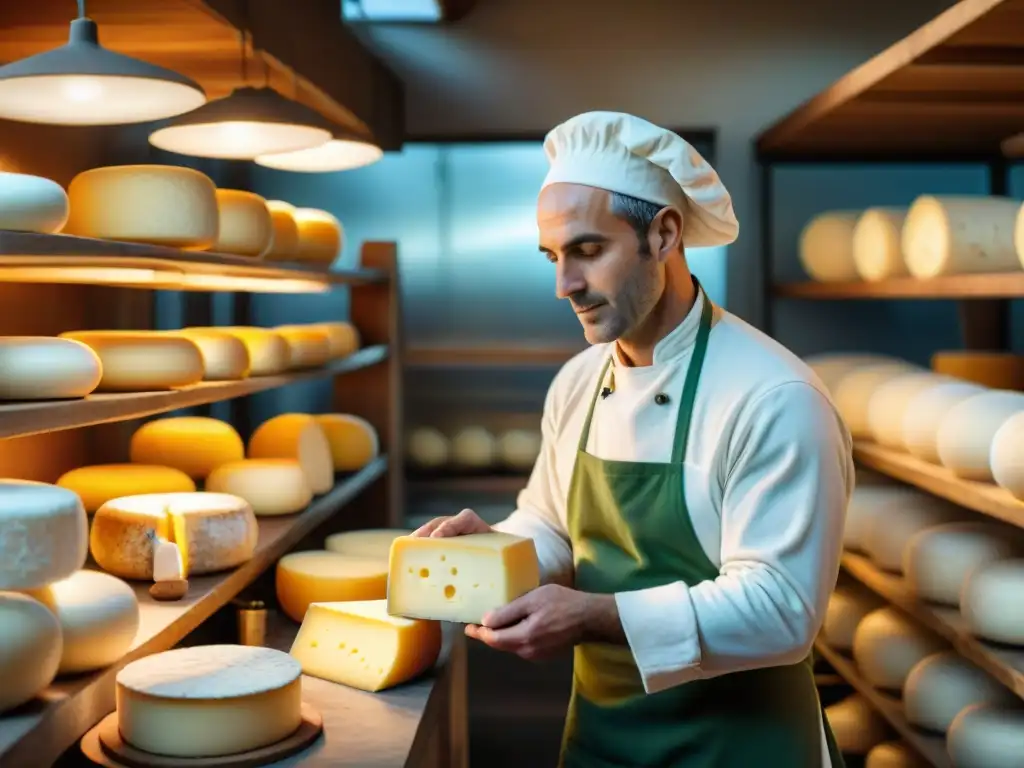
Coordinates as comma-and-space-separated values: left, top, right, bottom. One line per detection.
615, 381, 853, 694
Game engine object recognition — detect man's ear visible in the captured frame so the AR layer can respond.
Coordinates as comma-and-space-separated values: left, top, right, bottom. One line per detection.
649, 206, 684, 263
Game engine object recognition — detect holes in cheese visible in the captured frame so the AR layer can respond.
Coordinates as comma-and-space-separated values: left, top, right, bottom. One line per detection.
264, 200, 300, 260
90, 492, 258, 580
407, 427, 450, 469
947, 703, 1024, 768
290, 599, 441, 692
0, 479, 88, 590
861, 491, 966, 574
185, 326, 290, 376
0, 336, 102, 400
272, 325, 331, 369
798, 211, 860, 282
865, 742, 928, 768
451, 426, 497, 469
961, 559, 1024, 645
496, 428, 541, 470
832, 361, 923, 438
58, 331, 204, 391
387, 532, 540, 625
932, 350, 1024, 391
275, 551, 388, 623
903, 651, 1017, 734
213, 188, 273, 257
821, 586, 883, 652
293, 208, 343, 265
325, 528, 411, 560
0, 593, 62, 714
206, 459, 312, 516
852, 607, 947, 691
824, 694, 890, 755
900, 380, 986, 464
170, 329, 251, 380
115, 645, 303, 758
313, 414, 380, 471
63, 165, 218, 249
852, 207, 909, 282
866, 372, 953, 448
56, 463, 196, 513
0, 171, 69, 233
24, 569, 139, 675
129, 417, 245, 480
248, 413, 334, 494
937, 390, 1024, 481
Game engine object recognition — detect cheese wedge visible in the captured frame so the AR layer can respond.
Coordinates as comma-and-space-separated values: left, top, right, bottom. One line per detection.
248, 413, 334, 494
275, 551, 388, 623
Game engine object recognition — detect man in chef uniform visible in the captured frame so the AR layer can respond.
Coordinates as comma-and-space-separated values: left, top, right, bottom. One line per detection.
413, 111, 854, 767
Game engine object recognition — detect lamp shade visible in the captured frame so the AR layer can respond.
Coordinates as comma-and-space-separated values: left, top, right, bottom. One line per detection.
255, 126, 384, 172
0, 17, 206, 126
148, 86, 333, 160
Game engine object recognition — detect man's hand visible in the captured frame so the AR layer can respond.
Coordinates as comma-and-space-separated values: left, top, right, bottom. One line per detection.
412, 508, 492, 538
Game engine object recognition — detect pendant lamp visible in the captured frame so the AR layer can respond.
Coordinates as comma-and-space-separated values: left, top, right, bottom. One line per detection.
255, 125, 383, 172
0, 2, 206, 126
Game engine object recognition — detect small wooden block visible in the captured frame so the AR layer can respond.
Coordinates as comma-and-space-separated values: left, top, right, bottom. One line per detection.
149, 579, 188, 601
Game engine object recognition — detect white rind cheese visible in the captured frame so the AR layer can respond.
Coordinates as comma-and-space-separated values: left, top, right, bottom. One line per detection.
936, 390, 1024, 481
805, 353, 902, 395
832, 362, 922, 438
843, 485, 922, 554
172, 329, 251, 381
900, 380, 988, 463
59, 330, 205, 392
865, 742, 929, 768
822, 587, 882, 652
903, 651, 1017, 734
860, 491, 965, 573
866, 372, 952, 448
798, 211, 860, 282
851, 607, 947, 691
0, 171, 69, 233
824, 694, 890, 755
990, 411, 1024, 500
213, 189, 273, 257
129, 416, 246, 480
205, 459, 313, 516
961, 558, 1024, 645
0, 592, 62, 714
325, 529, 411, 560
0, 336, 102, 400
248, 414, 334, 494
947, 703, 1024, 768
852, 207, 909, 281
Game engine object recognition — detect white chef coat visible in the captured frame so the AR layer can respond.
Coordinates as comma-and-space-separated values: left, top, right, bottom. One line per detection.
492, 290, 853, 764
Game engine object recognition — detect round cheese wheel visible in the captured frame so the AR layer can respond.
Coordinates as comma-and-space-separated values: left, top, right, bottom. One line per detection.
798, 211, 860, 282
324, 528, 412, 560
902, 194, 1022, 278
272, 325, 331, 369
852, 607, 947, 690
315, 321, 360, 357
861, 491, 965, 573
263, 200, 300, 260
932, 351, 1024, 391
116, 645, 303, 758
805, 353, 901, 395
961, 558, 1024, 645
947, 703, 1024, 768
58, 331, 204, 392
313, 414, 380, 471
822, 587, 882, 652
212, 189, 273, 257
0, 592, 62, 713
451, 426, 496, 468
186, 326, 290, 376
903, 521, 1023, 607
904, 651, 1016, 734
824, 694, 890, 755
205, 459, 312, 516
63, 165, 218, 249
275, 550, 388, 623
407, 427, 450, 469
497, 429, 542, 470
0, 480, 88, 590
248, 413, 334, 494
0, 170, 69, 233
0, 336, 102, 400
129, 417, 245, 480
936, 390, 1024, 481
293, 208, 343, 265
900, 380, 988, 463
56, 463, 196, 513
25, 569, 139, 675
990, 411, 1024, 500
865, 742, 928, 768
833, 362, 922, 438
866, 372, 953, 448
844, 485, 923, 554
171, 329, 250, 381
852, 207, 909, 281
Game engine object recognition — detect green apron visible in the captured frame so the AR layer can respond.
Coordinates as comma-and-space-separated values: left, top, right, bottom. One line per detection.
559, 280, 845, 768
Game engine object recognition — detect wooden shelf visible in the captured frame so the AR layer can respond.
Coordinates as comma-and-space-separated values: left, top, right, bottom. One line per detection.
0, 457, 388, 768
853, 440, 1024, 528
775, 273, 1024, 299
813, 640, 951, 766
0, 345, 387, 440
841, 552, 1024, 698
406, 473, 530, 496
405, 344, 585, 368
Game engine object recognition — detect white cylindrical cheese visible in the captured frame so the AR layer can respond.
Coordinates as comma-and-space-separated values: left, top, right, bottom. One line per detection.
833, 361, 922, 438
990, 411, 1024, 500
851, 607, 947, 691
313, 414, 380, 472
186, 326, 290, 376
860, 491, 966, 573
822, 587, 882, 653
451, 426, 497, 469
58, 331, 205, 392
947, 703, 1024, 768
0, 336, 102, 400
0, 171, 69, 233
900, 380, 988, 464
129, 417, 245, 480
263, 200, 300, 261
0, 592, 62, 713
171, 329, 250, 381
805, 353, 902, 396
407, 427, 450, 469
902, 194, 1022, 278
248, 413, 334, 494
865, 742, 928, 768
852, 207, 909, 281
273, 325, 332, 369
324, 528, 412, 560
497, 429, 542, 471
866, 372, 952, 448
63, 164, 218, 249
798, 211, 860, 282
56, 463, 196, 513
823, 694, 890, 755
293, 208, 343, 265
212, 189, 273, 257
936, 390, 1024, 481
961, 558, 1024, 646
205, 459, 313, 516
844, 485, 923, 554
904, 651, 1017, 734
932, 350, 1024, 391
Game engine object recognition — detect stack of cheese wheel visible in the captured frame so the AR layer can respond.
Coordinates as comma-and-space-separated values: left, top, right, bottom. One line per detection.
0, 170, 69, 233
823, 694, 890, 756
57, 463, 196, 513
947, 703, 1024, 768
990, 410, 1024, 499
936, 389, 1024, 481
832, 360, 923, 438
821, 586, 883, 653
0, 336, 103, 401
852, 207, 909, 281
497, 428, 542, 471
866, 370, 954, 448
407, 426, 450, 470
859, 486, 965, 571
167, 328, 250, 381
315, 321, 359, 358
275, 550, 388, 623
264, 200, 300, 260
903, 651, 1017, 734
932, 350, 1024, 390
852, 607, 947, 691
900, 379, 987, 464
798, 211, 860, 282
59, 330, 205, 391
129, 417, 246, 481
961, 558, 1024, 646
843, 484, 921, 554
451, 426, 497, 469
293, 208, 343, 265
186, 326, 291, 376
313, 414, 380, 472
864, 742, 928, 768
272, 324, 331, 369
805, 352, 903, 395
212, 189, 274, 257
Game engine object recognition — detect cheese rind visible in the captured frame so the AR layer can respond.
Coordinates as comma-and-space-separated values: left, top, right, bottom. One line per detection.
451, 426, 497, 469
903, 651, 1016, 734
213, 189, 273, 257
832, 362, 922, 438
990, 411, 1024, 499
824, 694, 889, 755
0, 171, 69, 233
937, 390, 1024, 481
387, 532, 540, 624
851, 607, 947, 691
866, 372, 951, 448
293, 208, 343, 265
263, 200, 300, 260
171, 329, 251, 381
276, 551, 389, 623
325, 529, 411, 560
313, 414, 380, 471
852, 207, 909, 281
206, 459, 313, 516
290, 599, 441, 692
947, 703, 1024, 768
248, 413, 334, 494
865, 742, 929, 768
407, 427, 450, 469
315, 321, 359, 357
56, 463, 197, 513
0, 592, 62, 714
58, 331, 204, 391
822, 587, 881, 652
273, 326, 331, 369
186, 326, 290, 376
798, 211, 860, 282
861, 492, 966, 573
960, 559, 1024, 645
129, 417, 245, 480
900, 380, 987, 463
497, 429, 542, 470
0, 337, 102, 400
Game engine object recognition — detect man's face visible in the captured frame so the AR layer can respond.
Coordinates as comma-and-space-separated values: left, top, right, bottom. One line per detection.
538, 183, 664, 344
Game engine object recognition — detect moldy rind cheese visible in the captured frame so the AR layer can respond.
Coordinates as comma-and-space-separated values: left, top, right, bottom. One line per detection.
56, 463, 196, 513
59, 330, 204, 391
275, 551, 389, 623
129, 417, 245, 480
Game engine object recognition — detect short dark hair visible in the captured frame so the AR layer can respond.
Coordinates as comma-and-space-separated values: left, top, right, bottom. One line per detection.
609, 191, 664, 255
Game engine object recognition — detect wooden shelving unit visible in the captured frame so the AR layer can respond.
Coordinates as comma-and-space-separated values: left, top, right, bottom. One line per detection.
775, 273, 1024, 300
405, 344, 585, 368
407, 473, 530, 496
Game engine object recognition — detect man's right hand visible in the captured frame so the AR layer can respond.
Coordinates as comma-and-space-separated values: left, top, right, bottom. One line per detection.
412, 508, 492, 538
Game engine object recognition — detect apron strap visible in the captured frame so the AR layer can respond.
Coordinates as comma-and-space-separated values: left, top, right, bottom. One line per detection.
670, 279, 713, 465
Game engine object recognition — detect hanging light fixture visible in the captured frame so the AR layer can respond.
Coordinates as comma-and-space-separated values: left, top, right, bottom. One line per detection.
254, 122, 383, 172
0, 0, 206, 125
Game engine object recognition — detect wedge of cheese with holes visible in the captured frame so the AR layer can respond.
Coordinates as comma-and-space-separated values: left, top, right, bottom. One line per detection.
56, 463, 196, 513
0, 337, 102, 400
273, 325, 331, 369
263, 200, 300, 260
248, 413, 334, 494
59, 331, 205, 391
0, 592, 62, 714
184, 326, 290, 376
170, 329, 250, 381
90, 492, 258, 580
387, 532, 540, 624
290, 599, 441, 692
129, 417, 245, 480
206, 459, 312, 516
325, 529, 411, 560
314, 414, 379, 471
275, 551, 388, 623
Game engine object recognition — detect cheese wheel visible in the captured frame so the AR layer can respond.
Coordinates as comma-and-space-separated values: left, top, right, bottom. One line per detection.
866, 372, 953, 448
293, 208, 343, 265
904, 651, 1016, 734
273, 325, 331, 369
805, 353, 901, 395
833, 362, 922, 438
24, 569, 139, 675
798, 211, 860, 282
313, 414, 379, 471
212, 189, 273, 257
324, 529, 412, 560
932, 351, 1024, 390
116, 645, 302, 758
0, 336, 102, 400
902, 194, 1022, 278
0, 592, 62, 713
823, 694, 890, 755
315, 321, 360, 357
961, 559, 1024, 645
865, 742, 928, 768
497, 429, 542, 470
63, 165, 218, 249
0, 480, 88, 590
56, 463, 196, 513
903, 521, 1023, 607
851, 607, 947, 691
937, 390, 1024, 480
947, 703, 1024, 768
852, 207, 909, 281
900, 380, 988, 463
90, 492, 258, 579
171, 329, 250, 381
844, 485, 924, 554
205, 459, 312, 516
822, 587, 883, 652
861, 491, 965, 572
248, 413, 334, 494
59, 331, 204, 392
991, 411, 1024, 499
290, 599, 441, 692
451, 426, 497, 468
407, 427, 450, 469
129, 417, 245, 480
185, 326, 290, 376
263, 200, 300, 260
275, 550, 388, 623
0, 171, 69, 233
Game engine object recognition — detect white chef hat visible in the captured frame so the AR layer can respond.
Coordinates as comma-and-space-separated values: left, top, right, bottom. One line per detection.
540, 111, 739, 248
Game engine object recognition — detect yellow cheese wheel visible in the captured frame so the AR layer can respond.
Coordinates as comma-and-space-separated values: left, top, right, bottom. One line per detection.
129, 417, 245, 480
313, 414, 380, 471
212, 189, 273, 257
56, 463, 196, 513
275, 550, 388, 623
324, 528, 411, 560
63, 165, 218, 249
184, 326, 289, 376
205, 459, 313, 516
293, 208, 343, 265
272, 325, 331, 369
58, 331, 204, 392
263, 200, 300, 261
931, 351, 1024, 390
171, 329, 250, 381
315, 321, 360, 357
248, 413, 334, 494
